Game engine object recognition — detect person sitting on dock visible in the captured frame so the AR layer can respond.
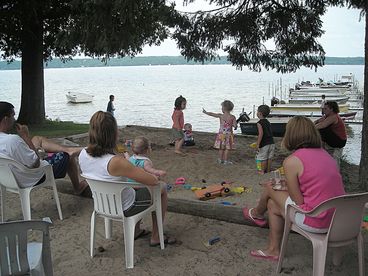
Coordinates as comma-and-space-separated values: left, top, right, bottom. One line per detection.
314, 101, 347, 167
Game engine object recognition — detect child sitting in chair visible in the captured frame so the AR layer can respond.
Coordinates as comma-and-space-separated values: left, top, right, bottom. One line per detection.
129, 136, 166, 178
183, 123, 195, 146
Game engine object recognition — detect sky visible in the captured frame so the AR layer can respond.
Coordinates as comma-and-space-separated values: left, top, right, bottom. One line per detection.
141, 4, 365, 57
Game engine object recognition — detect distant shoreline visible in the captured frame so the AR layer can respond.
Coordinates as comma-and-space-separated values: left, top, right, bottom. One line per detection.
0, 56, 364, 70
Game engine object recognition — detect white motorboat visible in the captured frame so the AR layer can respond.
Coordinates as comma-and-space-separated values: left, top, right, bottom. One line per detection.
269, 103, 356, 119
288, 96, 349, 104
291, 88, 347, 94
66, 92, 94, 103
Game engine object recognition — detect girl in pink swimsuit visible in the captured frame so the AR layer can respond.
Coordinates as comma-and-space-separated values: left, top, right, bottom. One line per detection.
203, 100, 237, 164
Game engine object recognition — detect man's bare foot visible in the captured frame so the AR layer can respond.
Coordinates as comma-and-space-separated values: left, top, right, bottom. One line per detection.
175, 150, 187, 156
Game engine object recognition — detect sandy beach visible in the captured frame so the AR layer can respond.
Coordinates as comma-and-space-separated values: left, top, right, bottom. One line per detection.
3, 125, 366, 275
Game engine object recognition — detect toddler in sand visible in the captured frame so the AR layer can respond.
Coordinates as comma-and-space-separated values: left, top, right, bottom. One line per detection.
183, 123, 195, 146
171, 95, 187, 155
129, 136, 166, 178
203, 100, 237, 164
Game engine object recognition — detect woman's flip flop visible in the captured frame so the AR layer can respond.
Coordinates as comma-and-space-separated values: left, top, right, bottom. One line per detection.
134, 229, 151, 240
250, 249, 279, 261
149, 236, 177, 247
242, 207, 267, 227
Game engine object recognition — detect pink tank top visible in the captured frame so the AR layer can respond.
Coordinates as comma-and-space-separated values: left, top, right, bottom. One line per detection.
293, 148, 345, 229
172, 109, 184, 129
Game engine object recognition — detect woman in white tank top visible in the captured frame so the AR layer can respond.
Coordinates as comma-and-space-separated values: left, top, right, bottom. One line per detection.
79, 111, 176, 246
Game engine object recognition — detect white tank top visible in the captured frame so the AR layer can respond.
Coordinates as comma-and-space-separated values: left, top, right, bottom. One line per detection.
79, 148, 135, 210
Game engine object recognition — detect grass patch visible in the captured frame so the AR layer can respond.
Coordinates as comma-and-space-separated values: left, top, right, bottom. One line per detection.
28, 120, 89, 138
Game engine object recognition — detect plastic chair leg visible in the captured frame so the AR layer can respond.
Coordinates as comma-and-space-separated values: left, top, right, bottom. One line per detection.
90, 211, 96, 257
332, 248, 343, 266
123, 218, 136, 269
357, 233, 365, 276
19, 189, 32, 220
51, 184, 63, 220
154, 187, 165, 250
0, 185, 5, 222
104, 218, 112, 239
276, 226, 291, 273
312, 243, 327, 276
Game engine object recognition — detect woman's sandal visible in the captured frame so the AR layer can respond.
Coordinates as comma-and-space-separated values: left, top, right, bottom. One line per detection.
242, 207, 267, 227
134, 229, 151, 240
149, 236, 177, 247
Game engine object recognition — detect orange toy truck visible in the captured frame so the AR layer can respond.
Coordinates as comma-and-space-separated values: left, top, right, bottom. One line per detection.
195, 183, 231, 200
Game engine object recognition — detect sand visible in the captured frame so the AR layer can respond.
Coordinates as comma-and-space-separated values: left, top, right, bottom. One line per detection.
2, 125, 366, 275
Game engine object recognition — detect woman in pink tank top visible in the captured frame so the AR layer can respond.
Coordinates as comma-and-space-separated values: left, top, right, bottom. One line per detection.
244, 116, 345, 261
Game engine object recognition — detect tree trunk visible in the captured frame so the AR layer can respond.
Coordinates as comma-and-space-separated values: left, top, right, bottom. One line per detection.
359, 8, 368, 191
17, 7, 45, 125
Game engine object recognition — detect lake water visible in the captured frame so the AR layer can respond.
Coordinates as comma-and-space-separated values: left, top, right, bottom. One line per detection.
0, 64, 364, 165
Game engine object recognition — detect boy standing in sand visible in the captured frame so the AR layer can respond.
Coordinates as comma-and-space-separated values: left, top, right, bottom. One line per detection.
255, 105, 275, 174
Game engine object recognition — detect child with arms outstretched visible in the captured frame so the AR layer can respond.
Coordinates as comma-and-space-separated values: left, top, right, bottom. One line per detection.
203, 100, 237, 164
255, 104, 275, 174
171, 95, 187, 155
129, 136, 166, 178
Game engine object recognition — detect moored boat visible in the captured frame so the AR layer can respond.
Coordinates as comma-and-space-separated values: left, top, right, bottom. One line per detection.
239, 113, 356, 137
271, 103, 350, 114
66, 92, 94, 103
288, 96, 349, 104
239, 117, 291, 137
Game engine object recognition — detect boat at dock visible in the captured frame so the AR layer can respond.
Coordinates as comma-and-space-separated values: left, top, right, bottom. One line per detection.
239, 117, 291, 137
288, 96, 349, 104
269, 103, 356, 119
271, 103, 349, 113
66, 92, 94, 103
240, 112, 359, 137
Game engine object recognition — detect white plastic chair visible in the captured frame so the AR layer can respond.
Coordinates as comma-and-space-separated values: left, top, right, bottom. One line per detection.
0, 218, 53, 276
277, 192, 368, 276
81, 175, 165, 269
0, 153, 63, 221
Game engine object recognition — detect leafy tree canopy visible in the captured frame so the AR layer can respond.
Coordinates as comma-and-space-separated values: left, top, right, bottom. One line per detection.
0, 0, 178, 62
171, 0, 365, 73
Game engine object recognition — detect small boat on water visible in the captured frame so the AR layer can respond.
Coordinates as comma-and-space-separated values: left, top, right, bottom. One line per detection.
240, 113, 357, 137
288, 96, 349, 104
270, 103, 350, 114
291, 88, 347, 94
289, 90, 344, 97
239, 117, 291, 137
66, 92, 94, 103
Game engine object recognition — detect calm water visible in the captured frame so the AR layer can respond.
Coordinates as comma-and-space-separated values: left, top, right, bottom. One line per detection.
0, 64, 364, 164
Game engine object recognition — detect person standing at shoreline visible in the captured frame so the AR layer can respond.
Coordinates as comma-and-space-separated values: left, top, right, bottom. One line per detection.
203, 100, 237, 165
171, 95, 187, 156
107, 95, 115, 116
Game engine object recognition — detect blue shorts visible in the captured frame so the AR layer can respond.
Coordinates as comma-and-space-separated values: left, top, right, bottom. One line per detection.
45, 152, 69, 179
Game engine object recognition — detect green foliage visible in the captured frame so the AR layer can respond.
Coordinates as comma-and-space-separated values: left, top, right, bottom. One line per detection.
173, 0, 330, 73
0, 0, 178, 62
28, 120, 89, 138
0, 56, 364, 70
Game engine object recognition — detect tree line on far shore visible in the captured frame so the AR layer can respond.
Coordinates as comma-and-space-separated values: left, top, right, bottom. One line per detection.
0, 56, 365, 70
